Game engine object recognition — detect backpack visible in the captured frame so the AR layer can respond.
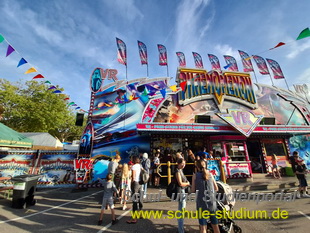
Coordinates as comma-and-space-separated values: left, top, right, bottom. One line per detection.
139, 166, 149, 185
166, 181, 178, 200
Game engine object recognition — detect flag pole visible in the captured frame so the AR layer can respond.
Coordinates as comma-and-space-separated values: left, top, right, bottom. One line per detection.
166, 64, 169, 77
283, 78, 290, 91
252, 70, 258, 83
268, 73, 275, 86
147, 64, 149, 77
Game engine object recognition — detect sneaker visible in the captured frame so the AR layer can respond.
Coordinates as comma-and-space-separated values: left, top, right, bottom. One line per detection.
97, 220, 102, 225
302, 193, 310, 198
112, 219, 119, 225
296, 193, 301, 199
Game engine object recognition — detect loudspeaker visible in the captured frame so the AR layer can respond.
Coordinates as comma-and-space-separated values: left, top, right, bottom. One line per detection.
195, 115, 211, 123
75, 113, 84, 126
260, 117, 275, 125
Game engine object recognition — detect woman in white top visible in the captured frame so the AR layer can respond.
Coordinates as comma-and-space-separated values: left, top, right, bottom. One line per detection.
127, 156, 143, 224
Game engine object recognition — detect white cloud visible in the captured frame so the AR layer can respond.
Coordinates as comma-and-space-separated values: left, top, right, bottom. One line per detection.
286, 40, 310, 59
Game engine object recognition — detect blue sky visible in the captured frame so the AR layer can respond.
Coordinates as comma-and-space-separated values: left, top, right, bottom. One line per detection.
0, 0, 309, 111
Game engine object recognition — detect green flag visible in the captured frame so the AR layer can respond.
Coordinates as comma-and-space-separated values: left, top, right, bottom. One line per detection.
0, 34, 4, 43
45, 80, 51, 84
296, 27, 310, 40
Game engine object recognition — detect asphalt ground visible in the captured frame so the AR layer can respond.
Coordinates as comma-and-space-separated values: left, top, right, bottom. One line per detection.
0, 187, 310, 233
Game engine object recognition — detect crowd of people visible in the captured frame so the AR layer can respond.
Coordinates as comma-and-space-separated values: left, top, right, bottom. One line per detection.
96, 147, 222, 233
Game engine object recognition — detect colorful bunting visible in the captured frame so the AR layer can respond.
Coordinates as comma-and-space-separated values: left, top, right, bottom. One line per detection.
6, 45, 15, 57
45, 80, 51, 84
116, 37, 127, 66
72, 104, 77, 106
53, 90, 62, 94
17, 58, 28, 67
0, 34, 4, 43
75, 107, 81, 110
269, 42, 286, 50
48, 86, 56, 90
266, 58, 285, 79
68, 102, 75, 106
32, 74, 44, 79
180, 81, 187, 92
192, 52, 204, 69
64, 97, 70, 100
24, 67, 38, 74
296, 27, 310, 40
176, 52, 186, 67
157, 44, 168, 66
223, 55, 238, 71
137, 40, 148, 65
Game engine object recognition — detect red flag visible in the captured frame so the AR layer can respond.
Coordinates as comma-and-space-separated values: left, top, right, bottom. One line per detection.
32, 74, 45, 79
137, 40, 148, 65
176, 52, 186, 67
192, 52, 204, 69
266, 58, 285, 79
157, 44, 168, 66
252, 55, 270, 75
269, 42, 286, 50
116, 38, 127, 66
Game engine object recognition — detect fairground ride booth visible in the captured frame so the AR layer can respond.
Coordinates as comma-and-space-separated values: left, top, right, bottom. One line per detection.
75, 67, 310, 187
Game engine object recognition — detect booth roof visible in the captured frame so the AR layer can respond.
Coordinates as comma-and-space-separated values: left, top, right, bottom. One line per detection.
0, 123, 33, 148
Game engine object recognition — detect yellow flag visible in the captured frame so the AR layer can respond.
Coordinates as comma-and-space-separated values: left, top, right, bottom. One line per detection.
170, 85, 177, 92
244, 56, 252, 61
24, 67, 38, 74
129, 95, 134, 100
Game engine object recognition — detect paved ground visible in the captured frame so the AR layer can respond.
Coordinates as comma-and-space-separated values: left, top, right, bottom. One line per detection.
1, 183, 310, 233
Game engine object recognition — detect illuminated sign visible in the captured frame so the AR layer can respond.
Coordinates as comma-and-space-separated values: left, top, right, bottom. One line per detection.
176, 68, 257, 109
217, 109, 263, 137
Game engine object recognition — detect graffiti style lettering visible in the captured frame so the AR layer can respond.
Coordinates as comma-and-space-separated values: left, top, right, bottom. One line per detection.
74, 159, 92, 170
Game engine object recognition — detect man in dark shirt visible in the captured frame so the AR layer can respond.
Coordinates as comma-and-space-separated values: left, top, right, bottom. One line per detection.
289, 151, 299, 173
295, 158, 309, 198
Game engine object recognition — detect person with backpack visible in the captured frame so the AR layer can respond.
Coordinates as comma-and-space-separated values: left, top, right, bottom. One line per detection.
126, 156, 143, 224
191, 159, 220, 233
97, 173, 119, 226
175, 158, 190, 233
140, 153, 150, 197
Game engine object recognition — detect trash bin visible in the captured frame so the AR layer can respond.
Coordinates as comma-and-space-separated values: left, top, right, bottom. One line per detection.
285, 167, 295, 177
11, 174, 40, 209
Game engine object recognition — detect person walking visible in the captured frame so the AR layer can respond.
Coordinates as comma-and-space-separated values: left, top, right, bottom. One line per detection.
97, 173, 119, 226
126, 156, 143, 224
295, 157, 310, 198
271, 154, 281, 179
191, 159, 220, 233
175, 158, 190, 233
141, 153, 151, 197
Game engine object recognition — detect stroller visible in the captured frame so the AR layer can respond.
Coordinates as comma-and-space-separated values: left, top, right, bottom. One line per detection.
206, 181, 242, 233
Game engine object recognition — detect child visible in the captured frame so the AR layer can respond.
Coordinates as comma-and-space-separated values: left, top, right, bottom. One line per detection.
98, 173, 119, 225
271, 154, 281, 179
295, 158, 309, 198
120, 163, 130, 210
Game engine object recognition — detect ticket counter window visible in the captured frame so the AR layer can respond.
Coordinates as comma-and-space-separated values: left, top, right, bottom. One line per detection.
225, 142, 246, 161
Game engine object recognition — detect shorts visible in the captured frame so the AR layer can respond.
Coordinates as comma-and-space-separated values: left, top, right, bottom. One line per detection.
101, 197, 114, 210
273, 164, 278, 169
298, 177, 308, 187
198, 211, 218, 225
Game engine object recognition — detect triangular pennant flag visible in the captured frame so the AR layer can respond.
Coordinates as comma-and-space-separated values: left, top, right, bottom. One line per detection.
269, 42, 286, 50
24, 67, 38, 74
0, 34, 4, 43
17, 58, 28, 67
143, 87, 149, 96
224, 63, 232, 69
170, 85, 178, 92
6, 45, 15, 57
72, 104, 77, 106
296, 27, 310, 40
64, 97, 70, 100
32, 74, 44, 79
133, 96, 140, 100
68, 102, 75, 106
160, 89, 166, 98
48, 86, 56, 90
75, 107, 81, 110
180, 81, 187, 92
45, 80, 51, 84
53, 90, 62, 94
129, 95, 134, 101
123, 95, 128, 102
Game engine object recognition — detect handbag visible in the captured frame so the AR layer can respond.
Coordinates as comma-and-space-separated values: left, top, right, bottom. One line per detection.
139, 167, 149, 185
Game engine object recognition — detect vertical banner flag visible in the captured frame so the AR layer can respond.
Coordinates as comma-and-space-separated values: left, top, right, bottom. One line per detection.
266, 58, 285, 79
176, 52, 186, 67
116, 38, 127, 66
208, 54, 221, 71
137, 40, 148, 65
157, 44, 168, 66
238, 50, 254, 72
252, 55, 270, 75
223, 55, 239, 71
192, 52, 204, 69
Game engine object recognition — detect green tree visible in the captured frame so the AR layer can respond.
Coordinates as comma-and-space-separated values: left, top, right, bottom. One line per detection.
0, 79, 85, 142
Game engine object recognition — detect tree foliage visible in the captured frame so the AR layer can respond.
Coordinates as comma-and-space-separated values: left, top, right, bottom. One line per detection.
0, 79, 85, 142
